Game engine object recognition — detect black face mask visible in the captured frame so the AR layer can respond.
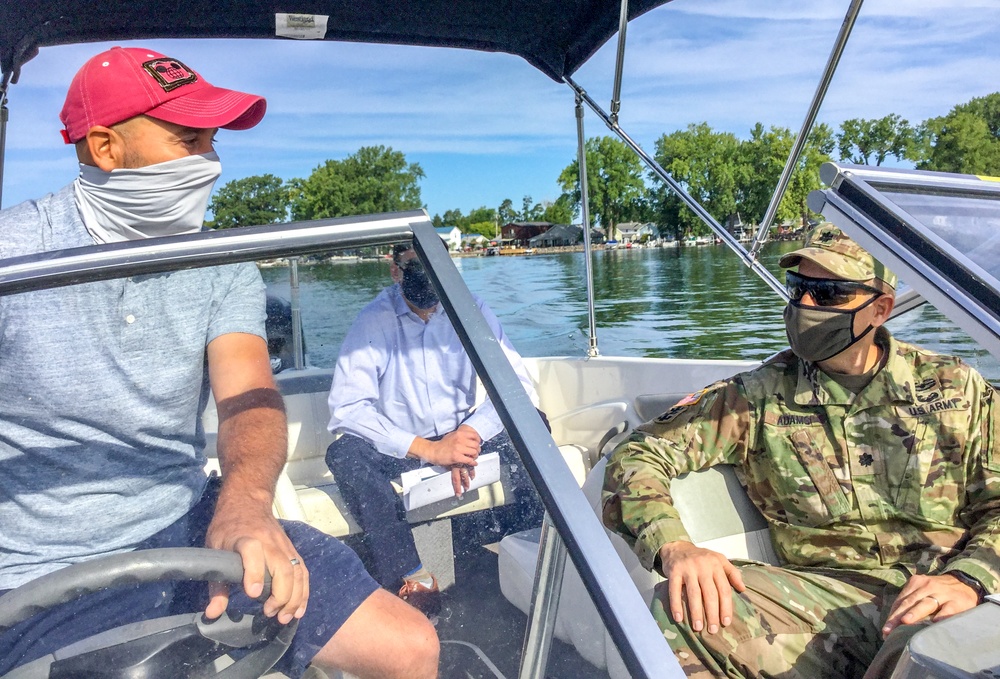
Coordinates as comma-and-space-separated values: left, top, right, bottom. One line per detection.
783, 293, 881, 363
400, 262, 439, 310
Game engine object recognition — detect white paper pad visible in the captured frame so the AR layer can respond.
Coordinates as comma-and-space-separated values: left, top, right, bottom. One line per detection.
401, 452, 501, 511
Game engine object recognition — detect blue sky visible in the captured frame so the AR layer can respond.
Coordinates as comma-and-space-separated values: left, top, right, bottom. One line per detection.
2, 0, 999, 218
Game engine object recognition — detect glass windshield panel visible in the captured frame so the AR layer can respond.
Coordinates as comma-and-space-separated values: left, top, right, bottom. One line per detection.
878, 188, 1000, 285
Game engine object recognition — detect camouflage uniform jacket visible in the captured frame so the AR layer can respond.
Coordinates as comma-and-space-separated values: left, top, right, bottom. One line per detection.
603, 329, 1000, 593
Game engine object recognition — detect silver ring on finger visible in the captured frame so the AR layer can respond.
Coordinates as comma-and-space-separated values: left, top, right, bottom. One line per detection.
290, 558, 301, 566
925, 596, 940, 610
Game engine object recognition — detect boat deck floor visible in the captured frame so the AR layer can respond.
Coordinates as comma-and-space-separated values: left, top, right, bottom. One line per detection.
433, 514, 611, 679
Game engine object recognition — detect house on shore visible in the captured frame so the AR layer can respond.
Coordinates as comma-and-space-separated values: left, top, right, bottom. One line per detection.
500, 221, 553, 246
435, 226, 463, 252
461, 233, 488, 250
613, 222, 658, 244
528, 224, 577, 248
526, 224, 609, 248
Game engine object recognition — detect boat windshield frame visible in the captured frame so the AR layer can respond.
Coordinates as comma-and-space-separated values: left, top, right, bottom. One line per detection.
810, 162, 1000, 363
0, 213, 683, 679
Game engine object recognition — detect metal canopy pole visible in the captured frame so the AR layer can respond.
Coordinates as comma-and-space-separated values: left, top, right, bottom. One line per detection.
289, 257, 305, 369
566, 78, 788, 300
747, 0, 865, 259
610, 0, 630, 124
518, 515, 568, 679
576, 93, 600, 357
0, 72, 10, 210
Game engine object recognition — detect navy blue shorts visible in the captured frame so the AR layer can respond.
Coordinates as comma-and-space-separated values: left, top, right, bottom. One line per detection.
0, 477, 380, 678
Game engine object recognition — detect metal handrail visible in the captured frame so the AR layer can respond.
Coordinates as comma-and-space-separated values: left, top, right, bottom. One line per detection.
517, 515, 568, 679
0, 213, 421, 296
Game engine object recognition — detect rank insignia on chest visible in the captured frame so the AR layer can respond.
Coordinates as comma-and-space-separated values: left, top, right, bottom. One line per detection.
859, 452, 874, 467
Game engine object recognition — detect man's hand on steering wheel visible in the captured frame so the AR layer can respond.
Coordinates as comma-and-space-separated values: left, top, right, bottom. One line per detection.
205, 499, 308, 626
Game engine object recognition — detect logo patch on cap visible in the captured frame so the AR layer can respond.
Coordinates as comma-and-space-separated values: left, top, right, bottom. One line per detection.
142, 58, 198, 92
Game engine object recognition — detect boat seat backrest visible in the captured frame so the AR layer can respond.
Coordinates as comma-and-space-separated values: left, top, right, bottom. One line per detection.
543, 391, 692, 487
270, 371, 338, 488
203, 368, 514, 538
587, 455, 776, 562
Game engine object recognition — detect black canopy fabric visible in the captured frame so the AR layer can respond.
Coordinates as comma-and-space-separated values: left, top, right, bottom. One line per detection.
1, 0, 672, 84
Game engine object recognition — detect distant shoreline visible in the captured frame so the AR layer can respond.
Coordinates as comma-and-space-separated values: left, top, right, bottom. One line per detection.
258, 238, 805, 267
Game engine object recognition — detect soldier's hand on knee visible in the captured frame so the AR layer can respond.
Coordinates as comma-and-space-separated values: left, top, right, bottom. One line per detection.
658, 541, 745, 635
882, 573, 981, 638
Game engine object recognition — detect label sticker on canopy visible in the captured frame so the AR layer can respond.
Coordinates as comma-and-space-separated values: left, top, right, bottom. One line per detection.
276, 14, 329, 40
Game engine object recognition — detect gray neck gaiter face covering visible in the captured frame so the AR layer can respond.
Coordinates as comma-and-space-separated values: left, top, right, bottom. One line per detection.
783, 294, 881, 363
74, 152, 222, 244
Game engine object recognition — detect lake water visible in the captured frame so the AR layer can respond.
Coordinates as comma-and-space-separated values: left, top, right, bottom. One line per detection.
261, 242, 1000, 383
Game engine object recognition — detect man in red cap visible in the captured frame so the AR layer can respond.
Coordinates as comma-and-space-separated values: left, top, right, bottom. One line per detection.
0, 47, 438, 679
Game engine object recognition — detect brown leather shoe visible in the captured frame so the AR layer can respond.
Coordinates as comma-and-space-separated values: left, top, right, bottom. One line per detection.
398, 574, 441, 618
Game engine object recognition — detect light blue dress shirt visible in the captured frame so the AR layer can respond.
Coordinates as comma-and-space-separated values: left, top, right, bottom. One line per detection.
327, 283, 539, 458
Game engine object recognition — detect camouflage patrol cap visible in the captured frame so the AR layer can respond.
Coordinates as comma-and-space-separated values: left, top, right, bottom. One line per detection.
778, 224, 897, 289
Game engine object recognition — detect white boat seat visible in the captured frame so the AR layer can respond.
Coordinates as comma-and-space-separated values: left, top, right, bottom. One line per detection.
202, 368, 512, 539
545, 391, 692, 488
498, 453, 777, 677
633, 392, 692, 422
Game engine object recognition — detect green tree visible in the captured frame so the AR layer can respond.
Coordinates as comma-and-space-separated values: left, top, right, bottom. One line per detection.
732, 123, 835, 230
557, 136, 646, 238
465, 206, 498, 238
520, 195, 544, 221
467, 222, 496, 240
209, 174, 289, 229
784, 123, 835, 227
440, 208, 464, 226
289, 146, 424, 220
836, 114, 913, 166
648, 123, 741, 239
497, 198, 518, 225
540, 195, 574, 225
466, 206, 497, 228
914, 93, 1000, 175
734, 124, 794, 225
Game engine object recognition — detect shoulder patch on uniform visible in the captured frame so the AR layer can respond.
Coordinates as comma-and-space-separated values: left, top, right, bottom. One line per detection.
675, 388, 709, 408
655, 382, 725, 423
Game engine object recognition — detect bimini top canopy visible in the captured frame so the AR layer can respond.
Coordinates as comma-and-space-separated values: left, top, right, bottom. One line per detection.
0, 0, 671, 84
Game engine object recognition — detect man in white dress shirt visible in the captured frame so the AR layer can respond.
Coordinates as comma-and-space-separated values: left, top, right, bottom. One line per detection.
326, 243, 542, 613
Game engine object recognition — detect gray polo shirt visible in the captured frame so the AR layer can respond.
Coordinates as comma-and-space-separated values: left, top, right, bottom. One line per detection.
0, 185, 266, 589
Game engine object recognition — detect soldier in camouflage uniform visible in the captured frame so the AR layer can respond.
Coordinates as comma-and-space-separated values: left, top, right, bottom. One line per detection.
603, 225, 1000, 678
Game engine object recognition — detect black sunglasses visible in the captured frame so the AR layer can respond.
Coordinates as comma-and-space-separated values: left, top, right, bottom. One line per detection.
785, 271, 882, 307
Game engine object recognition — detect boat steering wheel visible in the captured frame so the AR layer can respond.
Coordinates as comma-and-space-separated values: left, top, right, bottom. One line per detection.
0, 548, 297, 679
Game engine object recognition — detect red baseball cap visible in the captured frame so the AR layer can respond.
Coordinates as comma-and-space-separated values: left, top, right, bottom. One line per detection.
59, 46, 266, 144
